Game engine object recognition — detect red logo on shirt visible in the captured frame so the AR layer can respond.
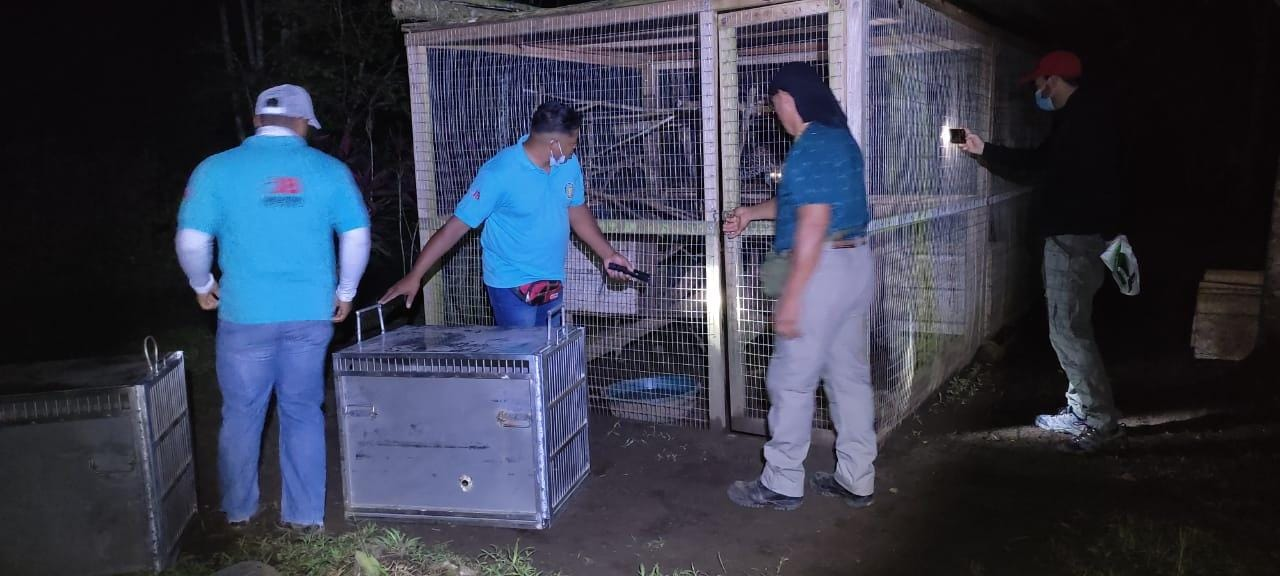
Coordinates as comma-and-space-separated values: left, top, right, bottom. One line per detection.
271, 177, 302, 195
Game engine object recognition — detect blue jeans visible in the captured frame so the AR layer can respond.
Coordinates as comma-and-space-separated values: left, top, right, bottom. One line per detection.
486, 285, 565, 328
215, 320, 333, 526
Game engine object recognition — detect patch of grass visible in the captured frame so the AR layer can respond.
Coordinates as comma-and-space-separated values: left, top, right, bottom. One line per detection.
1055, 515, 1254, 576
160, 526, 552, 576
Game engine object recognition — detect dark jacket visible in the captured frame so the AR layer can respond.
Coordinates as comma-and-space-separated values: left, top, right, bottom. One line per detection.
981, 86, 1125, 237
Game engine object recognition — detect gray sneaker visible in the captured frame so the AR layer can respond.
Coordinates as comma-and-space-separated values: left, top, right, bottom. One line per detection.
1034, 406, 1087, 436
1063, 425, 1124, 454
727, 479, 802, 511
809, 472, 874, 508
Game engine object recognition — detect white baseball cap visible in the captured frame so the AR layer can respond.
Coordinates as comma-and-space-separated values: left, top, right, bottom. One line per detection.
254, 84, 321, 129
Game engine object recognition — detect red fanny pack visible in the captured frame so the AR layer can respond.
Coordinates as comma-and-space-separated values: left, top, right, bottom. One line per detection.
512, 280, 563, 306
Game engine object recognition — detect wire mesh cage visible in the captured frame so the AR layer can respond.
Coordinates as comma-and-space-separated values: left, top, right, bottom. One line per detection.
402, 0, 1045, 436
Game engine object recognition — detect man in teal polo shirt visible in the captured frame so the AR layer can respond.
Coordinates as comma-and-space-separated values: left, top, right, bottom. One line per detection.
380, 100, 633, 326
175, 84, 371, 531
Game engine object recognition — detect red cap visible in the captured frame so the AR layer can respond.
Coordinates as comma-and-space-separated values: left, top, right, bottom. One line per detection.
1020, 50, 1082, 84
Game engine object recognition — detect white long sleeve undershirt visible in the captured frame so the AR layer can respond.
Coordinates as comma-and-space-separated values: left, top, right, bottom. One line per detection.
175, 229, 216, 293
174, 227, 372, 302
335, 227, 371, 302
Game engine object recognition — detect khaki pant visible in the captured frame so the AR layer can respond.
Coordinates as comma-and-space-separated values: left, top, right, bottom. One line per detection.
1044, 235, 1119, 430
759, 245, 877, 498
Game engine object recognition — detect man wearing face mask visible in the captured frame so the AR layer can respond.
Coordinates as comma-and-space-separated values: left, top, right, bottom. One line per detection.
381, 100, 634, 326
960, 50, 1124, 453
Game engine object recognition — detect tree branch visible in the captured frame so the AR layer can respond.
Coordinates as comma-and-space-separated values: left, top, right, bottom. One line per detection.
253, 0, 264, 71
239, 0, 257, 71
220, 1, 247, 140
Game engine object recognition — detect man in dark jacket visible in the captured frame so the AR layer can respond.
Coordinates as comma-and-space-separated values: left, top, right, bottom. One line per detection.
962, 50, 1122, 452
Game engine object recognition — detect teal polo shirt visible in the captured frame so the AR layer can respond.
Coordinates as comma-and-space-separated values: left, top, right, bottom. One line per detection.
177, 135, 370, 323
774, 122, 870, 252
454, 136, 586, 288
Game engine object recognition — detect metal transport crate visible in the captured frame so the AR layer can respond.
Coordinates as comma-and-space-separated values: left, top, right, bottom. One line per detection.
333, 306, 590, 530
0, 337, 196, 576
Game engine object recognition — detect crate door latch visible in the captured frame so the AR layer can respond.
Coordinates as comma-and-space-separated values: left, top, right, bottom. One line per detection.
496, 410, 532, 428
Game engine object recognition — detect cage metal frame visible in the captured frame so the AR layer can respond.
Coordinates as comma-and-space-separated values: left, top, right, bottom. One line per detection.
401, 0, 1043, 437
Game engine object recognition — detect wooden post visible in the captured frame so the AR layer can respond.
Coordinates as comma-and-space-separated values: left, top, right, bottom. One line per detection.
640, 63, 662, 194
700, 9, 728, 430
842, 0, 868, 144
406, 43, 444, 324
976, 37, 996, 339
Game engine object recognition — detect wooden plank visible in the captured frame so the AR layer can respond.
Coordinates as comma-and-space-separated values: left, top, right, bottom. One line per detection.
570, 14, 913, 53
871, 32, 984, 55
405, 45, 444, 324
977, 38, 997, 337
844, 0, 868, 143
407, 0, 705, 44
652, 33, 984, 71
639, 64, 663, 197
718, 23, 754, 433
401, 0, 1034, 55
585, 317, 677, 362
402, 0, 820, 37
700, 9, 729, 430
1203, 270, 1265, 286
717, 0, 830, 28
595, 219, 713, 236
827, 0, 846, 109
420, 43, 651, 67
578, 36, 697, 50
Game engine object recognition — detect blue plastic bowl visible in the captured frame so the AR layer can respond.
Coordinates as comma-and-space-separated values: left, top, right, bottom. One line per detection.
605, 375, 697, 402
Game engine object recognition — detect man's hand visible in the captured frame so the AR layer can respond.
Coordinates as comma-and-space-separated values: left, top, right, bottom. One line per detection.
722, 206, 756, 239
604, 252, 634, 281
332, 298, 353, 323
774, 294, 802, 339
960, 129, 986, 155
379, 276, 422, 307
196, 280, 220, 311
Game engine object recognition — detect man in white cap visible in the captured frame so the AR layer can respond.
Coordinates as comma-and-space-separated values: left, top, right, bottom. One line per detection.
175, 84, 371, 531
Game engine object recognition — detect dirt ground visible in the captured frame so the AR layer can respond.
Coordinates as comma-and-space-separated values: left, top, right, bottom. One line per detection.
155, 310, 1278, 576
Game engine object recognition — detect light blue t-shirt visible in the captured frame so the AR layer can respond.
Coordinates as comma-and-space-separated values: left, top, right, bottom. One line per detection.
454, 136, 586, 288
178, 135, 370, 324
774, 122, 870, 253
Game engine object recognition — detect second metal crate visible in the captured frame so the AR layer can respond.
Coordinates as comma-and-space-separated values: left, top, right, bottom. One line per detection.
0, 339, 196, 576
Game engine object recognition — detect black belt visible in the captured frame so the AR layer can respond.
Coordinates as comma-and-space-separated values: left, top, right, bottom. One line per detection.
830, 236, 868, 249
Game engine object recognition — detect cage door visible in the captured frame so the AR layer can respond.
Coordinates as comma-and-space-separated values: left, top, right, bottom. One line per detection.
718, 0, 850, 435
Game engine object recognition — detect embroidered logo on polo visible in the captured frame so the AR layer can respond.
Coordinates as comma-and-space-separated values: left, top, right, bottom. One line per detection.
565, 182, 574, 200
264, 176, 305, 207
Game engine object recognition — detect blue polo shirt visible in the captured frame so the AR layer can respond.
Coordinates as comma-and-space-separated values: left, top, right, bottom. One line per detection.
774, 122, 870, 252
454, 136, 585, 288
178, 135, 370, 324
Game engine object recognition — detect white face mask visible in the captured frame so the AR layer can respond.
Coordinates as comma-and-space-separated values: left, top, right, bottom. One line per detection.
549, 140, 568, 167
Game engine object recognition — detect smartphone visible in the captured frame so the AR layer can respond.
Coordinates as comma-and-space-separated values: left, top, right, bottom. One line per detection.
949, 128, 967, 144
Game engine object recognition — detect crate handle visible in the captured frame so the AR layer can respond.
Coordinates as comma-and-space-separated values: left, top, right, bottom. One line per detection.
344, 403, 377, 418
546, 305, 569, 344
143, 336, 161, 375
355, 304, 386, 343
